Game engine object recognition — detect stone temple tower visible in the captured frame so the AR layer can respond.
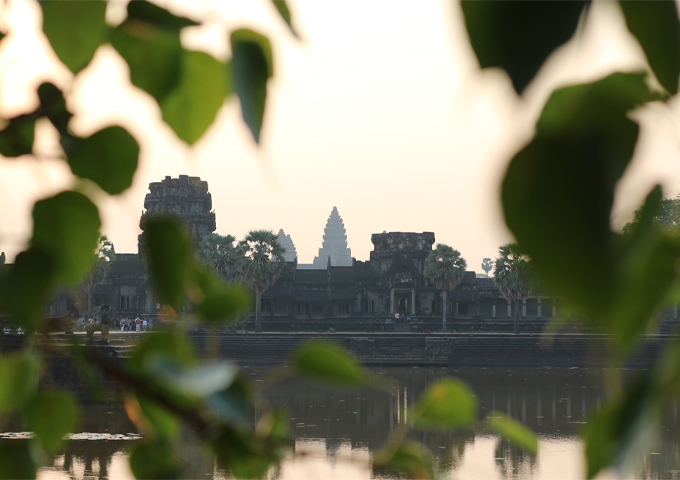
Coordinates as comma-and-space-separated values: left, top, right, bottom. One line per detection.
312, 207, 352, 267
277, 229, 297, 262
139, 175, 216, 251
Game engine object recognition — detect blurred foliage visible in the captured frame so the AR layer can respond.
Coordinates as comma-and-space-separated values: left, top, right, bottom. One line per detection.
485, 412, 538, 455
412, 378, 476, 430
290, 340, 365, 387
2, 0, 677, 478
462, 0, 680, 477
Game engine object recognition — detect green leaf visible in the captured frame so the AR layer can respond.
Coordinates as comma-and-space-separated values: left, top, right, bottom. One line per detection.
620, 1, 680, 95
40, 0, 107, 73
211, 429, 278, 479
291, 340, 365, 387
190, 265, 250, 322
161, 50, 226, 145
412, 378, 476, 429
37, 83, 71, 134
150, 359, 239, 397
109, 21, 183, 105
3, 247, 55, 328
486, 412, 538, 454
584, 374, 662, 478
137, 395, 180, 440
0, 442, 38, 480
502, 73, 663, 323
31, 191, 100, 283
62, 126, 139, 195
272, 1, 297, 37
139, 217, 191, 309
128, 330, 197, 375
374, 441, 434, 480
231, 29, 273, 143
460, 0, 589, 94
24, 390, 80, 454
127, 1, 199, 30
0, 115, 35, 158
0, 351, 39, 413
129, 441, 181, 480
205, 377, 252, 424
609, 230, 680, 351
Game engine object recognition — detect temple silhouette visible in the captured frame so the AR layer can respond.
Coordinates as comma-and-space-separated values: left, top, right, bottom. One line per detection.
49, 176, 567, 330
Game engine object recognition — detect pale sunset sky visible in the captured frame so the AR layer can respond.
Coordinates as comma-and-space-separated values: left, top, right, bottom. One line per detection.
1, 0, 680, 271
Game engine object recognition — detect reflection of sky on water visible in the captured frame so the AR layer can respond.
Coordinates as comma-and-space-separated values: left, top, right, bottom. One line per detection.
21, 367, 680, 479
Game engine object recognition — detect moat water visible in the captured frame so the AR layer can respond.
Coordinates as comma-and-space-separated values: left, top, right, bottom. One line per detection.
3, 366, 679, 480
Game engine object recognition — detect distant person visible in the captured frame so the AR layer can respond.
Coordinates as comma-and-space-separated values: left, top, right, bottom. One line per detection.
100, 305, 111, 341
85, 305, 110, 342
148, 318, 153, 331
142, 318, 147, 331
135, 316, 141, 332
78, 316, 84, 331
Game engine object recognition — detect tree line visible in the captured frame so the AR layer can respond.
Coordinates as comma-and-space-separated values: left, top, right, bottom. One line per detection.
425, 242, 532, 334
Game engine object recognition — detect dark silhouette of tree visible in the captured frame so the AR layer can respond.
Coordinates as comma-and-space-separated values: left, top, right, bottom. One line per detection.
424, 244, 467, 332
493, 243, 532, 335
81, 235, 115, 315
198, 233, 241, 282
623, 195, 680, 235
239, 230, 286, 333
482, 257, 493, 276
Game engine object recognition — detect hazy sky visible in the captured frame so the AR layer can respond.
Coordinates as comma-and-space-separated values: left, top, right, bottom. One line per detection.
2, 0, 680, 272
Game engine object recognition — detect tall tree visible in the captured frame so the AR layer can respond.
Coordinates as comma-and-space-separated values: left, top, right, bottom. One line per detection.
622, 195, 680, 235
493, 243, 532, 335
198, 233, 241, 281
424, 244, 467, 332
239, 230, 286, 333
481, 257, 493, 276
81, 235, 115, 315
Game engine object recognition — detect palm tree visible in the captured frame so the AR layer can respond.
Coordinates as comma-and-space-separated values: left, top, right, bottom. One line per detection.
198, 233, 241, 281
82, 235, 115, 315
424, 244, 467, 332
239, 230, 286, 333
493, 243, 532, 335
481, 257, 493, 276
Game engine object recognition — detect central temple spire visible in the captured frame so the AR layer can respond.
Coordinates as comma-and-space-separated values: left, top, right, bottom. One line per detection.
313, 207, 352, 267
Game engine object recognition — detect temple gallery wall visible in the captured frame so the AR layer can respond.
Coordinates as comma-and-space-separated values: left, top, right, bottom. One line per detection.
50, 175, 638, 327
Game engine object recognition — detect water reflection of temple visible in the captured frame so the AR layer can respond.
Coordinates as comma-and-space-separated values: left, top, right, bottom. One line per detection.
5, 366, 680, 479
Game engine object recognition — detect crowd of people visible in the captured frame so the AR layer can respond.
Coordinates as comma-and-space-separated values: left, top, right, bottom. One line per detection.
76, 315, 152, 332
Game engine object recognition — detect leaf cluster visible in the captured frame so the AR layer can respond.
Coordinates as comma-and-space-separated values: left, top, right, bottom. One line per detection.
0, 0, 299, 477
461, 1, 680, 477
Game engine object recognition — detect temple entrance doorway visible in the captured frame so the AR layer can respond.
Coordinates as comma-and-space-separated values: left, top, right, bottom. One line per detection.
394, 289, 415, 315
